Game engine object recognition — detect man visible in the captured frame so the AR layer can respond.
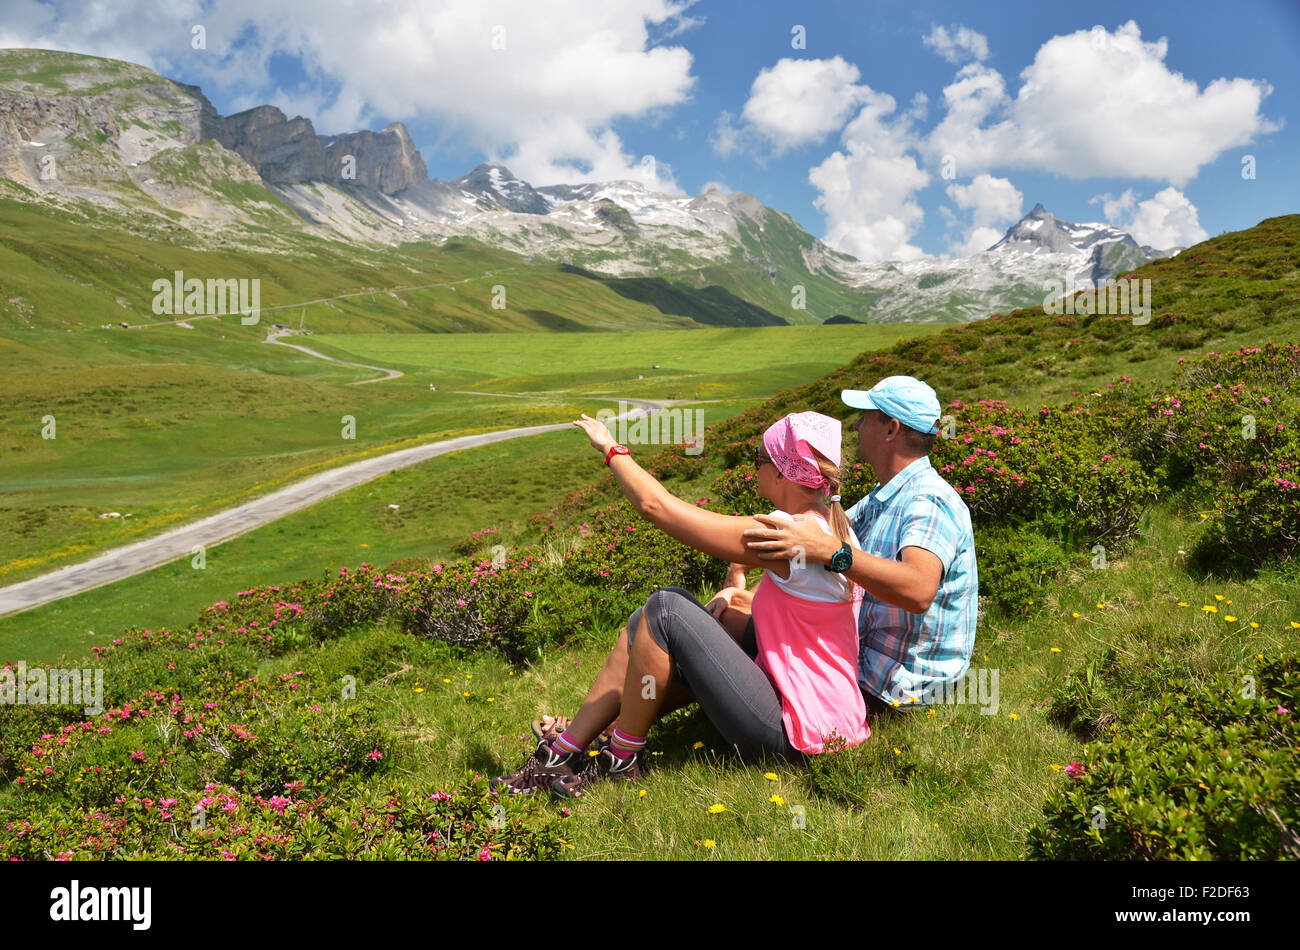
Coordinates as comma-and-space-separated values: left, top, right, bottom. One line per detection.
742, 376, 978, 711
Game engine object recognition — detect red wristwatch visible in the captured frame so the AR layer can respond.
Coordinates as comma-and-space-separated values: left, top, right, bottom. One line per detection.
605, 444, 631, 465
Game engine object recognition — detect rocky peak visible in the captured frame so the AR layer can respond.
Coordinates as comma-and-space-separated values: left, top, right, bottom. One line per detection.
451, 162, 551, 214
208, 105, 329, 184
320, 122, 427, 193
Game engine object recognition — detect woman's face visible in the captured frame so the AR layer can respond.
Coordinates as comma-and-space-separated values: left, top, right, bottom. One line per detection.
753, 446, 776, 502
753, 445, 786, 504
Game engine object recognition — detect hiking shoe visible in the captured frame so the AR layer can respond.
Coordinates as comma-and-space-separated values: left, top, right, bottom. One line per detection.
550, 748, 645, 799
532, 716, 618, 746
491, 740, 586, 796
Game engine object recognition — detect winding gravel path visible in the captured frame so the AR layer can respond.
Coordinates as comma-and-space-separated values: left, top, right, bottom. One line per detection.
0, 398, 669, 618
265, 330, 404, 385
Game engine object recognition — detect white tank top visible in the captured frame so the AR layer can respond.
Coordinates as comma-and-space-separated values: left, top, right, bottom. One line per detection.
761, 510, 858, 603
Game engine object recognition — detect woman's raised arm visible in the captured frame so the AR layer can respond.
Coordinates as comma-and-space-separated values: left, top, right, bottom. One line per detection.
572, 414, 783, 572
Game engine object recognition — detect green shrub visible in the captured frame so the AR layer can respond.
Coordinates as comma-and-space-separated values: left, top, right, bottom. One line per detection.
1, 777, 567, 860
1028, 655, 1299, 860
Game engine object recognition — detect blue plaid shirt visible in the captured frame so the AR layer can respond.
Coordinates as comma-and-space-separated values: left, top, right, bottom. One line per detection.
846, 456, 978, 704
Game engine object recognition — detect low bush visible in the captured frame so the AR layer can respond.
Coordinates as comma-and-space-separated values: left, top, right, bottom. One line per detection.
1028, 655, 1299, 860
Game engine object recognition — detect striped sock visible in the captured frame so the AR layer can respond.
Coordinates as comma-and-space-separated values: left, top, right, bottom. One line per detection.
608, 727, 646, 760
551, 731, 585, 757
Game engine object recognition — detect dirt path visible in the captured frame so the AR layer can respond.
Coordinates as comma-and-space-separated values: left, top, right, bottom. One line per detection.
0, 400, 670, 618
265, 330, 403, 385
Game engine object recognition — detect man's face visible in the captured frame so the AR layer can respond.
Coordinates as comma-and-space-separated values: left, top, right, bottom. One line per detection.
852, 408, 897, 465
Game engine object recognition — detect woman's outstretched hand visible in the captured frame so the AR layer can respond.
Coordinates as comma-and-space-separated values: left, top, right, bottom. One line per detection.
573, 413, 617, 455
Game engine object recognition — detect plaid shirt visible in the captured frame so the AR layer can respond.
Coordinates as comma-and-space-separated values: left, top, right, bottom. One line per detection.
846, 455, 979, 704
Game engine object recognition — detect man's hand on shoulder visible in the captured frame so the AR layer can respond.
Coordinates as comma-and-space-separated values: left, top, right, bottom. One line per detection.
743, 512, 839, 564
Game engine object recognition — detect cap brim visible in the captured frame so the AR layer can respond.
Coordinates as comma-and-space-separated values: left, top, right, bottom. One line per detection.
841, 389, 878, 411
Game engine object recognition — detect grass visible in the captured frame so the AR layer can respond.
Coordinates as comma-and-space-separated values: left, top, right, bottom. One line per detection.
170, 504, 1297, 860
0, 191, 954, 583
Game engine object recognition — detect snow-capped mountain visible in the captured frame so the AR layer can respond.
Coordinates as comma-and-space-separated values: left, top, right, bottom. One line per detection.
827, 204, 1180, 322
0, 49, 1177, 325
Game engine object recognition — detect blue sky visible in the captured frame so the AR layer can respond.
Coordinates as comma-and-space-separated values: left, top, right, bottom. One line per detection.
3, 0, 1295, 260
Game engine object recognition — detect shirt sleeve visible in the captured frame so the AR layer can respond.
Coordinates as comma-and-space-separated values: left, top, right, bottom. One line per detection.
896, 495, 959, 573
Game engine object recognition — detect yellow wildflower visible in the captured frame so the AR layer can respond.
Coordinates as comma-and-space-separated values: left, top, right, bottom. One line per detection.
702, 839, 716, 849
708, 803, 726, 814
763, 772, 779, 781
1224, 616, 1237, 623
1008, 713, 1019, 721
1177, 602, 1189, 607
1050, 647, 1062, 653
1202, 605, 1218, 613
769, 794, 785, 806
639, 789, 647, 798
693, 741, 704, 750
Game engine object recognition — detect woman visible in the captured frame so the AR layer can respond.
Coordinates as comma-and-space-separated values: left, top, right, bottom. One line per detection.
492, 410, 869, 799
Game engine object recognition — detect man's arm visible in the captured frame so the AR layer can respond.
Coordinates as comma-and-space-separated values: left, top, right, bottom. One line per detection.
742, 514, 943, 614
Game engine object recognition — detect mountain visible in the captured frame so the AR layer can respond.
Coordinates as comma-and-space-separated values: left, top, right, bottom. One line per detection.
0, 48, 1175, 326
826, 204, 1181, 322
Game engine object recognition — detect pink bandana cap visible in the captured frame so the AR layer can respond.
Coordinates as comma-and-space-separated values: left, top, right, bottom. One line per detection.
761, 411, 842, 494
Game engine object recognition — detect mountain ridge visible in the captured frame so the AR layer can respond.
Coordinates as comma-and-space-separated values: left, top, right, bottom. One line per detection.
0, 48, 1177, 324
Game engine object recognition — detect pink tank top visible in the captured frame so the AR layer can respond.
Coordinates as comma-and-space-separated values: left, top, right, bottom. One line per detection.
751, 572, 870, 754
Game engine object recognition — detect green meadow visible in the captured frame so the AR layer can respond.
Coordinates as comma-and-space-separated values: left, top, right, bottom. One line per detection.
1, 213, 1296, 861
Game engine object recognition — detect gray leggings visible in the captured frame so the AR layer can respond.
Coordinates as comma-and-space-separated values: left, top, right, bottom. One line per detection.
626, 587, 802, 762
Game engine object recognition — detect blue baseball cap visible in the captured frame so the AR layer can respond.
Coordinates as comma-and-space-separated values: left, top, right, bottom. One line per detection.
841, 376, 942, 435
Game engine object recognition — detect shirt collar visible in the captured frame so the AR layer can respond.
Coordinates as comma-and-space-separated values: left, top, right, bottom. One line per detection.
868, 455, 933, 505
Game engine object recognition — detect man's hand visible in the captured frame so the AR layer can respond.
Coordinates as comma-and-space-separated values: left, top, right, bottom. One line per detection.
743, 513, 840, 565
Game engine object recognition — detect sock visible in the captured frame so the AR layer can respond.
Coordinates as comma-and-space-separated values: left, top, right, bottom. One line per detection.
608, 727, 646, 760
551, 731, 585, 757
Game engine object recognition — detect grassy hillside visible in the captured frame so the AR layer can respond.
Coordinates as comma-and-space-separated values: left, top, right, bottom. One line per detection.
1, 214, 1296, 862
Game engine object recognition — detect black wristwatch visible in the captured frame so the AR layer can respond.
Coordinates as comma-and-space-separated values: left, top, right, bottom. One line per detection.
825, 542, 853, 573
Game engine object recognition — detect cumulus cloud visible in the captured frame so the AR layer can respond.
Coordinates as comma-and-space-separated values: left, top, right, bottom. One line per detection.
1091, 188, 1139, 224
922, 25, 989, 65
712, 56, 878, 159
1092, 186, 1208, 249
1, 0, 702, 191
809, 94, 930, 262
927, 21, 1277, 186
946, 174, 1023, 255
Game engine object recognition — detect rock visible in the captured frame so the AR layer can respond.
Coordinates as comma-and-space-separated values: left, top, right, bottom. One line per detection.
208, 105, 329, 184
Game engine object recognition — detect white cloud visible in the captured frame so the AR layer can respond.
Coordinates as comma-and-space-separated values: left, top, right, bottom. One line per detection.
809, 95, 930, 262
946, 173, 1022, 255
927, 21, 1277, 186
1, 0, 701, 191
1093, 186, 1207, 249
713, 56, 878, 158
922, 25, 989, 65
1091, 188, 1139, 223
